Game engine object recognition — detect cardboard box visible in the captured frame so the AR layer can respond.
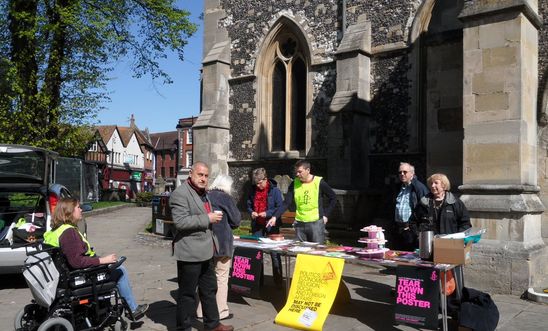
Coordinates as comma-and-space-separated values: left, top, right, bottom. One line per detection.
433, 237, 472, 265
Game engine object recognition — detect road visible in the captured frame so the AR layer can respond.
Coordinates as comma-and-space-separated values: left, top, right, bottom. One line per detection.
1, 206, 546, 330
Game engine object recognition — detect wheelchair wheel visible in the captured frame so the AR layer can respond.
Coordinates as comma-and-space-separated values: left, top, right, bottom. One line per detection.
110, 316, 128, 331
14, 304, 43, 330
36, 317, 73, 331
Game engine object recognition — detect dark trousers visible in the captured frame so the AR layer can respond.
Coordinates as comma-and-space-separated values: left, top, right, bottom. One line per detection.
391, 222, 417, 252
252, 222, 283, 284
294, 219, 325, 244
176, 259, 219, 331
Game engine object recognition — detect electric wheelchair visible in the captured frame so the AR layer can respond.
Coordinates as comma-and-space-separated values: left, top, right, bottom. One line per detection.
15, 245, 130, 331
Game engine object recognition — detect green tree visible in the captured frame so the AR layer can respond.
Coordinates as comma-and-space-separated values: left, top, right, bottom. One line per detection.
0, 0, 197, 155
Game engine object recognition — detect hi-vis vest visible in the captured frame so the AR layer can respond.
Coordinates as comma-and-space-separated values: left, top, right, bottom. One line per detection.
44, 224, 95, 257
294, 176, 322, 222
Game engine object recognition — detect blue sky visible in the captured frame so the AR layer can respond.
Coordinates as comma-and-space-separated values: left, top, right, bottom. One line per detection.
97, 1, 203, 134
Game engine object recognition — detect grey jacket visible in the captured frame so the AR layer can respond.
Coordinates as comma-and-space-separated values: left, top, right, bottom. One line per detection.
169, 180, 219, 262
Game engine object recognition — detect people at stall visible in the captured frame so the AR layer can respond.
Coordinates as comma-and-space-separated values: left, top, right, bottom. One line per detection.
246, 167, 284, 285
410, 173, 471, 315
270, 160, 336, 244
43, 197, 148, 321
197, 174, 241, 321
410, 173, 471, 238
392, 162, 429, 251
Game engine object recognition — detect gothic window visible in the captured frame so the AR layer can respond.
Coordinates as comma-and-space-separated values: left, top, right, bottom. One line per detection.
265, 34, 308, 154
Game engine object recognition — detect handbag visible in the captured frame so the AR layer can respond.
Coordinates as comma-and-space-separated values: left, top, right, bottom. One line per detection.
12, 226, 46, 244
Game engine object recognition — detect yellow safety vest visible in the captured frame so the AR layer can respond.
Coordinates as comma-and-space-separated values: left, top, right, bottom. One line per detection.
294, 176, 322, 222
44, 224, 96, 257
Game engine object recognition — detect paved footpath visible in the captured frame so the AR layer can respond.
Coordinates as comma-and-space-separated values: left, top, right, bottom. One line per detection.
1, 207, 547, 330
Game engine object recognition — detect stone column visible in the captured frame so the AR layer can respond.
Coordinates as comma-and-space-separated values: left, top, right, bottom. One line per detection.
194, 1, 230, 178
328, 18, 371, 189
459, 0, 547, 294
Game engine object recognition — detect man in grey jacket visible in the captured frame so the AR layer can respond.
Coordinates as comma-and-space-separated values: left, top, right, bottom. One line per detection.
169, 162, 233, 331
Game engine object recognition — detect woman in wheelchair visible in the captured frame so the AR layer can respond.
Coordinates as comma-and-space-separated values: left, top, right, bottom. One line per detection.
44, 197, 148, 321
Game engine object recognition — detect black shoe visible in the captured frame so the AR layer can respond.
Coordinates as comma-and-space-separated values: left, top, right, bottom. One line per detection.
220, 313, 234, 321
130, 304, 149, 321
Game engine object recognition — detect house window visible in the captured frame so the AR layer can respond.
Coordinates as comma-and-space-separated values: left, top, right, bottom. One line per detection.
161, 167, 166, 178
185, 151, 192, 168
186, 128, 193, 144
169, 167, 174, 178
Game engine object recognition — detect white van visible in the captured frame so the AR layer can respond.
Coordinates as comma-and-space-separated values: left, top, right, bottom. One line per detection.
0, 145, 77, 274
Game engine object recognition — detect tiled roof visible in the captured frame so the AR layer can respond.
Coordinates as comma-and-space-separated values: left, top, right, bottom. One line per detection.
150, 131, 179, 150
96, 126, 117, 143
117, 127, 134, 147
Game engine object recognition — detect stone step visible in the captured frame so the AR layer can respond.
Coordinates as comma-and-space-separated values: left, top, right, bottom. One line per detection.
527, 287, 548, 304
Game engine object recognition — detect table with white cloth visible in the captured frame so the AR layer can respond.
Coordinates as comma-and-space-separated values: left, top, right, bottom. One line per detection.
233, 238, 463, 331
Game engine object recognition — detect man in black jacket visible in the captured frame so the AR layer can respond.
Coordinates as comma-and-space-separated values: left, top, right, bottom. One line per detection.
392, 162, 429, 251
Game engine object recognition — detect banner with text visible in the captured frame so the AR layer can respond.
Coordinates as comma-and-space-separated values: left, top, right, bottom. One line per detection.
275, 254, 345, 330
394, 265, 439, 329
229, 247, 263, 298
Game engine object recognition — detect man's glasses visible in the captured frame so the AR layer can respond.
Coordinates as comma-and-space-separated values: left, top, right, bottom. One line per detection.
398, 171, 408, 175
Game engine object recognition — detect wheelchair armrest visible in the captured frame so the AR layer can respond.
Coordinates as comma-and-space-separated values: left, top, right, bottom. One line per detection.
69, 264, 109, 277
68, 256, 126, 276
108, 256, 126, 271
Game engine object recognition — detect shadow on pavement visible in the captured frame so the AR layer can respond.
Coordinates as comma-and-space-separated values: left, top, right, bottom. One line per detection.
0, 273, 27, 289
146, 300, 176, 330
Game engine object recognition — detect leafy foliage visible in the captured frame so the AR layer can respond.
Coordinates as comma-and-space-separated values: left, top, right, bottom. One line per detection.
0, 0, 197, 155
135, 191, 153, 206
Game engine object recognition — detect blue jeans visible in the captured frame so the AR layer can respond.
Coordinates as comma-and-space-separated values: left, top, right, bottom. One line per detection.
112, 265, 138, 311
294, 219, 325, 244
251, 222, 283, 283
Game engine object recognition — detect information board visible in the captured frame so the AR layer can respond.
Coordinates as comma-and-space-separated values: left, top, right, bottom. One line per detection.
229, 247, 263, 298
394, 265, 440, 330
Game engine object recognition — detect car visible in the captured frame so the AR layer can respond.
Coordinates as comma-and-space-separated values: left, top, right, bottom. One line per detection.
0, 144, 89, 274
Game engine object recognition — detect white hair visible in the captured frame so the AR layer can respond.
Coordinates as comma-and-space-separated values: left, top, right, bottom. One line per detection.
209, 174, 233, 195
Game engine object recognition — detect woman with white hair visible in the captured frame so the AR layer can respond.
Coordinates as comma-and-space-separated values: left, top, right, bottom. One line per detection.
411, 173, 471, 237
196, 174, 241, 321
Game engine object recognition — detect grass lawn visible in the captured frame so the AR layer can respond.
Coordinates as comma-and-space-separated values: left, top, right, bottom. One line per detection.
233, 219, 252, 236
90, 201, 133, 210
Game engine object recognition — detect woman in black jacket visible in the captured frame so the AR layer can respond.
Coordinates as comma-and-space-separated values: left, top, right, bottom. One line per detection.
410, 173, 471, 315
411, 173, 471, 237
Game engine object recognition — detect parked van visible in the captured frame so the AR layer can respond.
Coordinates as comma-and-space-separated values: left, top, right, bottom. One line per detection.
0, 145, 83, 274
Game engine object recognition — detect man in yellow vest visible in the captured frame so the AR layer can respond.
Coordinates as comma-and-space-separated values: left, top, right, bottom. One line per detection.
268, 160, 336, 244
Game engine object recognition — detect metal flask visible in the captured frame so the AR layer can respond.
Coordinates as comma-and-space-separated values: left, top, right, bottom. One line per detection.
419, 230, 434, 260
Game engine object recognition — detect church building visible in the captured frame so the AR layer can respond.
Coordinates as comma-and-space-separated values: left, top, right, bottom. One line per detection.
195, 0, 547, 294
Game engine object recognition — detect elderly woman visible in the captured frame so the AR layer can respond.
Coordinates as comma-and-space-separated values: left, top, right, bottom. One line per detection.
197, 174, 241, 321
411, 173, 471, 237
246, 168, 284, 285
410, 173, 471, 315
